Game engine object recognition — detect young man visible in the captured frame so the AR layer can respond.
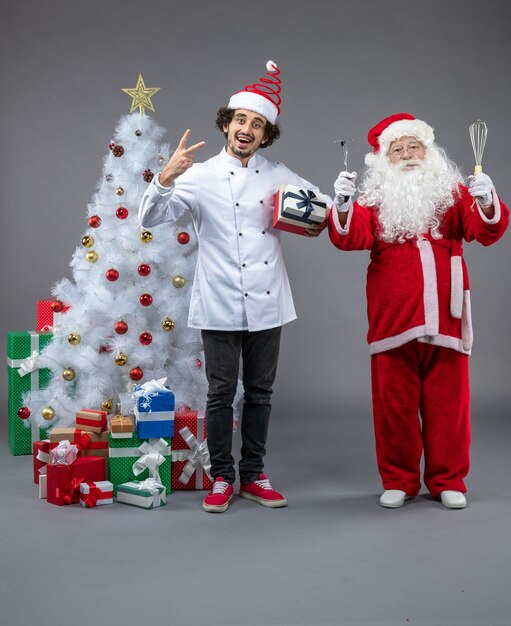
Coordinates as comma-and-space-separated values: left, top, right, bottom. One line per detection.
139, 61, 329, 513
329, 113, 508, 509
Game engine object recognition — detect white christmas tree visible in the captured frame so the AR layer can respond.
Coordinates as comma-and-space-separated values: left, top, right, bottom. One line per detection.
23, 77, 208, 430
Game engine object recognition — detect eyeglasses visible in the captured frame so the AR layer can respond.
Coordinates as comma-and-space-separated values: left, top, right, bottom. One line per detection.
389, 141, 423, 157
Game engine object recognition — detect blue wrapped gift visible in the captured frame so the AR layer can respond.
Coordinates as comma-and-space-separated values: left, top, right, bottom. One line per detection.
134, 379, 175, 439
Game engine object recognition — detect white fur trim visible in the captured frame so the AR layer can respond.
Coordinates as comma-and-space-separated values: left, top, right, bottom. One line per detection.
461, 290, 473, 352
331, 200, 353, 235
378, 119, 435, 154
418, 239, 439, 335
266, 60, 278, 72
417, 334, 471, 355
370, 326, 472, 355
476, 187, 501, 224
450, 255, 463, 319
227, 91, 278, 124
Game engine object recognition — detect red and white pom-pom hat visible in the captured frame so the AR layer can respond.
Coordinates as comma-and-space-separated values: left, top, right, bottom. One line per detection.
227, 60, 282, 125
365, 112, 435, 165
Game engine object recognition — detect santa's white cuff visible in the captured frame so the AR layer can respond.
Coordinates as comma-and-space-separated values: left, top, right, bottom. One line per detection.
331, 199, 353, 235
476, 187, 501, 224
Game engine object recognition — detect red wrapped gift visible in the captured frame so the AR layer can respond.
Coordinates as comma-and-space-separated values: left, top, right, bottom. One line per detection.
172, 410, 212, 491
36, 299, 70, 333
50, 427, 109, 477
76, 409, 107, 433
33, 440, 50, 484
47, 457, 105, 506
79, 481, 114, 507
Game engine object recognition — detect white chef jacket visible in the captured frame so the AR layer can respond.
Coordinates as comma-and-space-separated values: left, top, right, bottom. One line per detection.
138, 147, 328, 332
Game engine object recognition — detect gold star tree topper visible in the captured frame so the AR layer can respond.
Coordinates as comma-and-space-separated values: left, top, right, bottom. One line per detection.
122, 74, 160, 113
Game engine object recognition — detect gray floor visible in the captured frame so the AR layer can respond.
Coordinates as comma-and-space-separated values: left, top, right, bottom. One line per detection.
1, 398, 510, 626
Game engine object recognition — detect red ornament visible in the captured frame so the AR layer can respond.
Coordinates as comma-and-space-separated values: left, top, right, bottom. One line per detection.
109, 142, 115, 150
114, 321, 128, 334
177, 232, 190, 245
139, 332, 153, 345
116, 207, 129, 219
99, 344, 113, 353
106, 268, 119, 282
18, 406, 31, 420
195, 359, 202, 369
88, 215, 102, 228
51, 300, 65, 313
130, 367, 144, 381
140, 293, 153, 306
138, 263, 151, 277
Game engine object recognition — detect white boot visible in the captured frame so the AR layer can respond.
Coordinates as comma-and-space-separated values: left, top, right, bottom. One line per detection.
440, 491, 467, 509
379, 490, 408, 508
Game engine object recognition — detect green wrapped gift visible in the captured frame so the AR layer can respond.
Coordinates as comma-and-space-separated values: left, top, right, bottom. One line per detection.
116, 479, 166, 509
108, 432, 171, 495
7, 331, 52, 455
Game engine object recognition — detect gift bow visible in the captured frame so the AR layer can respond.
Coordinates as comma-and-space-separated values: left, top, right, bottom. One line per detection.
36, 445, 50, 475
18, 351, 43, 376
58, 476, 83, 505
136, 477, 166, 507
133, 438, 168, 483
133, 377, 168, 409
50, 440, 79, 465
286, 188, 327, 219
173, 426, 212, 486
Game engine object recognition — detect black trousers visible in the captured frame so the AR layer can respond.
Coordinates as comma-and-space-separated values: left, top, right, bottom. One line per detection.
201, 327, 282, 485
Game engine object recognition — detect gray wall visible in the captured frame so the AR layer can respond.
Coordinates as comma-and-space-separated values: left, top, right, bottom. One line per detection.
2, 0, 510, 419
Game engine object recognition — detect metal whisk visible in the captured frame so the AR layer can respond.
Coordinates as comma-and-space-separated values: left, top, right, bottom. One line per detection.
469, 119, 487, 175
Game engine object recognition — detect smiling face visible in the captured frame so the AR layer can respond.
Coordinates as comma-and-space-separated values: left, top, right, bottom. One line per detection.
223, 109, 268, 164
388, 136, 426, 169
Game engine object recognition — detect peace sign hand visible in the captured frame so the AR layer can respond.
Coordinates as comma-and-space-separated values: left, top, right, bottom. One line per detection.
159, 129, 206, 187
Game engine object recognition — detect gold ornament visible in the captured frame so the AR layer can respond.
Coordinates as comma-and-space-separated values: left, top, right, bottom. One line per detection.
85, 250, 98, 263
68, 332, 81, 345
172, 275, 186, 289
42, 406, 56, 421
158, 156, 165, 166
82, 234, 94, 248
140, 230, 153, 243
121, 74, 161, 113
115, 186, 125, 196
114, 352, 128, 366
62, 368, 76, 381
162, 317, 175, 332
101, 399, 114, 412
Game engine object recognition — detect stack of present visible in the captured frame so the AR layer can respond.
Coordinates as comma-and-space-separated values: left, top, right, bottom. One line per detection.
273, 184, 328, 236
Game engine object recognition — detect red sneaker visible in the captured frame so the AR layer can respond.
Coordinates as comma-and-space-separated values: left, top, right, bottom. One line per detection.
239, 474, 288, 508
202, 478, 233, 513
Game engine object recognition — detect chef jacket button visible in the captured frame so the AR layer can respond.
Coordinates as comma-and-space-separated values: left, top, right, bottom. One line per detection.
261, 230, 266, 235
230, 171, 234, 175
259, 200, 263, 204
242, 263, 246, 267
264, 261, 268, 265
266, 291, 270, 295
256, 169, 259, 173
235, 203, 239, 207
245, 293, 248, 297
239, 232, 243, 236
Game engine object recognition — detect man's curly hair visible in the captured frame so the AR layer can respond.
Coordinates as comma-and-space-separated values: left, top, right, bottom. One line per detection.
215, 107, 280, 148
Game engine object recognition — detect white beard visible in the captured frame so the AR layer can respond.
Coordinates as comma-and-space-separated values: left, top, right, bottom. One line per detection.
359, 146, 464, 243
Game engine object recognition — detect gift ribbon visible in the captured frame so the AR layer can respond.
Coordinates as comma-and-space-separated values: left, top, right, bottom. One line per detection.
57, 475, 83, 505
285, 189, 327, 219
173, 420, 212, 488
133, 377, 168, 409
135, 478, 165, 507
36, 444, 50, 475
50, 440, 79, 465
111, 416, 133, 433
80, 483, 114, 507
7, 331, 44, 444
76, 414, 107, 431
133, 438, 168, 484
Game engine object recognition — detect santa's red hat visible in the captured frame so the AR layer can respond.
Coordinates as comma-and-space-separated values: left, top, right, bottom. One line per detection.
227, 60, 281, 125
365, 112, 435, 164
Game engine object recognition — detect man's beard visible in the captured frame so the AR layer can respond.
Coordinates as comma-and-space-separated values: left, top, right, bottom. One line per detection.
359, 146, 464, 243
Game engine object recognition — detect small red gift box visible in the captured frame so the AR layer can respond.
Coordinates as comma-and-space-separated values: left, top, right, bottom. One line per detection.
33, 440, 50, 484
79, 481, 114, 507
36, 299, 70, 333
76, 409, 108, 433
47, 456, 105, 506
172, 410, 212, 491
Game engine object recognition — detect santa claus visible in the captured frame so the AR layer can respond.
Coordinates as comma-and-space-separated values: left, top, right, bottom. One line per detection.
329, 113, 509, 509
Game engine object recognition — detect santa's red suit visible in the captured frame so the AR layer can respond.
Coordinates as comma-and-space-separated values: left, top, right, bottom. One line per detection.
329, 184, 509, 496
